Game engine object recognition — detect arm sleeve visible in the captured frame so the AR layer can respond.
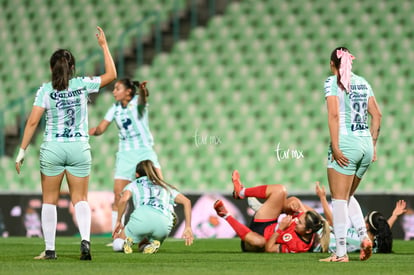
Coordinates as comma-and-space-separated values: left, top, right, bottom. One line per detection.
324, 76, 337, 98
81, 76, 101, 94
170, 189, 180, 201
33, 84, 47, 108
104, 105, 116, 122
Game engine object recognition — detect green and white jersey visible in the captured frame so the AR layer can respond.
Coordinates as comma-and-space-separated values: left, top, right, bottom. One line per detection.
324, 73, 374, 137
313, 227, 360, 253
104, 95, 154, 152
124, 176, 179, 218
34, 76, 101, 142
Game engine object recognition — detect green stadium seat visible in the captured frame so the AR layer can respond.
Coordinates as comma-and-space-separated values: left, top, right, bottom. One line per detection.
2, 0, 414, 193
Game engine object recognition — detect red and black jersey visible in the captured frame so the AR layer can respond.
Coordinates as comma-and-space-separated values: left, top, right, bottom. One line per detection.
263, 212, 314, 253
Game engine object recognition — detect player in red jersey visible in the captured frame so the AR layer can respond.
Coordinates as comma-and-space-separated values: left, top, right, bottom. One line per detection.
214, 170, 330, 253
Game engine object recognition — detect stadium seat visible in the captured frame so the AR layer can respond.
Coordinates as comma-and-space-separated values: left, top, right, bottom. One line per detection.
1, 0, 414, 193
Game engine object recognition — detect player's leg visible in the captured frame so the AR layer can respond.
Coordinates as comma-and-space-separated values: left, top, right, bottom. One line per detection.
112, 178, 130, 231
232, 170, 286, 220
214, 200, 267, 251
349, 138, 374, 261
112, 151, 137, 232
36, 142, 66, 259
327, 168, 354, 259
36, 172, 64, 259
251, 184, 287, 220
66, 172, 92, 260
65, 141, 93, 260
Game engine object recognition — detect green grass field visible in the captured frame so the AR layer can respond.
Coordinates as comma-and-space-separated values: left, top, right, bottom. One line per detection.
0, 237, 413, 275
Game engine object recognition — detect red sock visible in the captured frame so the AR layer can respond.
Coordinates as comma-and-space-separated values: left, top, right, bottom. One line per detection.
244, 185, 267, 199
225, 216, 251, 240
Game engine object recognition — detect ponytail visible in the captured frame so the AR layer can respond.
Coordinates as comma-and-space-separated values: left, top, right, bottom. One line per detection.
330, 47, 354, 93
305, 210, 331, 253
50, 49, 75, 91
367, 211, 393, 253
136, 160, 177, 191
118, 78, 140, 98
318, 218, 331, 253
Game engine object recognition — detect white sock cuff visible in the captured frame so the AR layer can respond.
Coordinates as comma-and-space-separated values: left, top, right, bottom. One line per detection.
42, 203, 57, 210
74, 201, 89, 209
113, 238, 124, 252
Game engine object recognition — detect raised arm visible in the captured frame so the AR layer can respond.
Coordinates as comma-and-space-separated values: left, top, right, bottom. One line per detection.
138, 81, 149, 106
315, 182, 333, 226
174, 193, 194, 246
387, 200, 407, 229
96, 26, 117, 88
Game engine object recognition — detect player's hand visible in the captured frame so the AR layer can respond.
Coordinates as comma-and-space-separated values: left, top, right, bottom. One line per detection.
372, 146, 377, 162
315, 182, 326, 199
139, 81, 149, 97
331, 147, 349, 167
279, 215, 293, 231
392, 200, 407, 217
140, 81, 148, 89
112, 222, 124, 238
182, 227, 194, 246
89, 127, 97, 136
284, 197, 303, 214
96, 26, 108, 47
15, 148, 25, 174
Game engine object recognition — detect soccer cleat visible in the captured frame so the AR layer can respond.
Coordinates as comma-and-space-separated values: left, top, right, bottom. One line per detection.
123, 237, 134, 254
360, 238, 373, 261
214, 200, 228, 218
172, 211, 179, 229
319, 254, 349, 262
80, 240, 92, 260
34, 250, 57, 260
232, 170, 244, 199
143, 240, 160, 254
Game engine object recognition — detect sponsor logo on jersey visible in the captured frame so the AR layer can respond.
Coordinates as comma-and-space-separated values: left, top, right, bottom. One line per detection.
282, 233, 293, 242
50, 88, 83, 100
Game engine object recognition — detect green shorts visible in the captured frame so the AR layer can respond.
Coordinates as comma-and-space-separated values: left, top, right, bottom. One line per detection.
114, 147, 161, 181
125, 206, 172, 244
39, 141, 91, 177
327, 135, 373, 178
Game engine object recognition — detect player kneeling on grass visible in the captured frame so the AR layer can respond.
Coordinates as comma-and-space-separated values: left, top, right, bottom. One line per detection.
214, 170, 330, 253
112, 160, 194, 254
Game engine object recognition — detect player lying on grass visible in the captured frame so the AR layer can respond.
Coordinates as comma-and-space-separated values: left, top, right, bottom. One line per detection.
111, 160, 193, 254
248, 182, 407, 255
314, 182, 406, 254
214, 170, 330, 253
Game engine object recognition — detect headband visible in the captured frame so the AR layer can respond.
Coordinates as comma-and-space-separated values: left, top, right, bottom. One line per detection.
336, 49, 355, 92
367, 211, 379, 231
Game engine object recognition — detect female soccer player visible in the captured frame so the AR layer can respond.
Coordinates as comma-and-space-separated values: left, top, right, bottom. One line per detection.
248, 183, 406, 254
315, 182, 406, 254
15, 27, 117, 260
89, 79, 162, 233
323, 47, 382, 262
214, 170, 330, 253
111, 160, 193, 253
